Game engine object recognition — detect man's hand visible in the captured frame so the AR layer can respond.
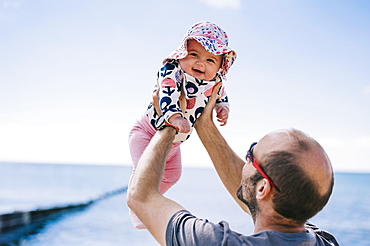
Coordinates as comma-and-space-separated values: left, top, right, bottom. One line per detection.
194, 82, 223, 129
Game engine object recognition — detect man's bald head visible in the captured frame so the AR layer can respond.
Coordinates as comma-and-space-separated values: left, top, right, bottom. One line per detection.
253, 129, 334, 224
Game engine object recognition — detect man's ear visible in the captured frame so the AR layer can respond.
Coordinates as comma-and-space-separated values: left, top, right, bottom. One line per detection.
256, 179, 272, 200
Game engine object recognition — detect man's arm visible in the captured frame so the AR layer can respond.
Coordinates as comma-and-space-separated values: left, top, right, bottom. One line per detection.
195, 83, 250, 214
126, 127, 185, 246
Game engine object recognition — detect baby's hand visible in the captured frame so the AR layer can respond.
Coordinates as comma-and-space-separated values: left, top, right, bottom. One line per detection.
168, 114, 191, 133
216, 106, 229, 126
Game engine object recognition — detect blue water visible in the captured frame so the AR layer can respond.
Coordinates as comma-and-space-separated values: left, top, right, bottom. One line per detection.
0, 162, 369, 245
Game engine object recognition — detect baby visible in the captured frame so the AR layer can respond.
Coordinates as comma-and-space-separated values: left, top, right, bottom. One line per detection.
128, 21, 237, 229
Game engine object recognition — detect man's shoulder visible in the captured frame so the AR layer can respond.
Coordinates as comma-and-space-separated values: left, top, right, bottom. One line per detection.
166, 210, 246, 246
166, 210, 339, 246
305, 222, 340, 246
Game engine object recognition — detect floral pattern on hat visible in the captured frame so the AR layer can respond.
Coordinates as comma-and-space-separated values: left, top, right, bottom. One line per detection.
164, 21, 237, 79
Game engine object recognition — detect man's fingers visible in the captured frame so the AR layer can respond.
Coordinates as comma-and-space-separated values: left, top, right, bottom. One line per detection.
204, 82, 223, 114
152, 89, 161, 115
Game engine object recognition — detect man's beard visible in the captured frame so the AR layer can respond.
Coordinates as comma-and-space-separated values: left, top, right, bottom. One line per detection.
237, 184, 258, 221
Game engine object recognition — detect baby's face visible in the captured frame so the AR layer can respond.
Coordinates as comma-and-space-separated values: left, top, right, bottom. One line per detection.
179, 39, 222, 81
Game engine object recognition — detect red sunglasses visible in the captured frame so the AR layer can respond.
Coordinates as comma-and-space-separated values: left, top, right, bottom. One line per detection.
246, 142, 281, 192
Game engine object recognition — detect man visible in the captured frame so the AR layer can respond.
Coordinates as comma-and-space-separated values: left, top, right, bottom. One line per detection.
127, 83, 339, 245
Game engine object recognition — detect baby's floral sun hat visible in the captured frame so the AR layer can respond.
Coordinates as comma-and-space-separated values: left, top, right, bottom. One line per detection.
164, 21, 237, 79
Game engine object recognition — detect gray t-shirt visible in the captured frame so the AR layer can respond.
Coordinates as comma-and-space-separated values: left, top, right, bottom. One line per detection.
166, 210, 339, 246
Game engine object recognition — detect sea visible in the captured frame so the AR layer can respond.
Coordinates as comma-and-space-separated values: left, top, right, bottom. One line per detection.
0, 162, 369, 246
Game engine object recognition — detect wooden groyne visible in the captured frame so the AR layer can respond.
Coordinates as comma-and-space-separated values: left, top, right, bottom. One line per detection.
0, 186, 127, 245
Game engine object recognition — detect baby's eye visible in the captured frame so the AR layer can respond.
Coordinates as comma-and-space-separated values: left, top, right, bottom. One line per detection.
189, 52, 198, 57
207, 58, 215, 63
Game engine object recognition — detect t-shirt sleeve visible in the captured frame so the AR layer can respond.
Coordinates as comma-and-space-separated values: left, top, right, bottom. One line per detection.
166, 210, 243, 246
305, 222, 340, 246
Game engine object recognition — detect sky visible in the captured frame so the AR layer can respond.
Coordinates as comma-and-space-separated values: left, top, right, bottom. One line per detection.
0, 0, 369, 173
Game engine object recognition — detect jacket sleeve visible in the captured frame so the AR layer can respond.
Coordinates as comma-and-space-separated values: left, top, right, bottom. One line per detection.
157, 61, 184, 126
215, 83, 230, 110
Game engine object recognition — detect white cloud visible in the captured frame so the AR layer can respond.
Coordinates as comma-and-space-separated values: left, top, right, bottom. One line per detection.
0, 0, 21, 20
2, 0, 21, 8
197, 0, 241, 9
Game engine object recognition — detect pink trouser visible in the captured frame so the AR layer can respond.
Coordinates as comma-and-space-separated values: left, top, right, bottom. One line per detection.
127, 114, 182, 229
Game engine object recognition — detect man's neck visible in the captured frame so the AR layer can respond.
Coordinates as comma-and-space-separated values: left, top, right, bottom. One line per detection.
254, 212, 306, 234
